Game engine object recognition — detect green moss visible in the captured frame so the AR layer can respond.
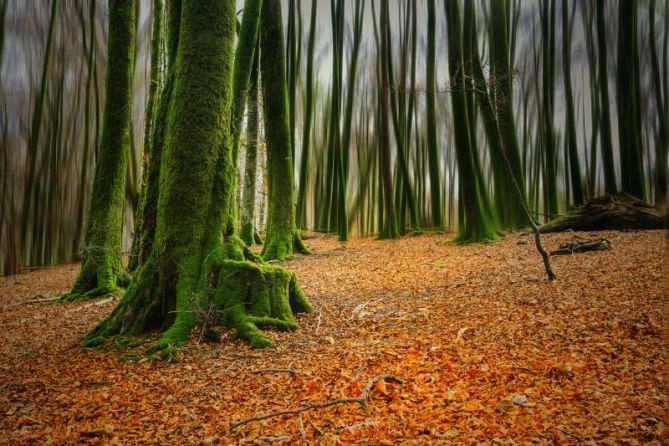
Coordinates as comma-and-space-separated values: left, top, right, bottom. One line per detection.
81, 0, 312, 360
66, 0, 135, 300
259, 0, 309, 261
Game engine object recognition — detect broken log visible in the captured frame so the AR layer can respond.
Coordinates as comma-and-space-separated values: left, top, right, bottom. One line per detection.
551, 238, 612, 256
540, 194, 666, 233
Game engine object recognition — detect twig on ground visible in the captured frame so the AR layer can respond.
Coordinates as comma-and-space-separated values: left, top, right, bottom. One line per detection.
70, 296, 117, 312
316, 311, 322, 332
246, 368, 297, 375
258, 435, 291, 443
341, 420, 380, 433
511, 362, 535, 373
307, 417, 323, 436
298, 416, 306, 443
229, 374, 405, 431
19, 296, 59, 305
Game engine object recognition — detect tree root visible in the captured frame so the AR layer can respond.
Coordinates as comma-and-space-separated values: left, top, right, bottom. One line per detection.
61, 254, 129, 302
262, 228, 311, 261
83, 250, 312, 358
229, 374, 405, 431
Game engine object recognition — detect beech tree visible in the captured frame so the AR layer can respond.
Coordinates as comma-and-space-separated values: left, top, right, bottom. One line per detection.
260, 0, 309, 260
63, 0, 134, 299
85, 0, 311, 357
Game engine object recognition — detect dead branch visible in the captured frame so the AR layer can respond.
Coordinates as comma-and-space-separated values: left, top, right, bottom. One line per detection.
229, 374, 405, 431
550, 238, 611, 256
19, 296, 59, 305
298, 416, 306, 443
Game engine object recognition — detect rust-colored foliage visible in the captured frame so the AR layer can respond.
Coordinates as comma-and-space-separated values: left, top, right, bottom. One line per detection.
0, 231, 666, 443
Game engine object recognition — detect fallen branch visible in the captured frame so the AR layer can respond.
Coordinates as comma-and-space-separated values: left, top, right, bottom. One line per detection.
229, 374, 405, 431
550, 238, 611, 256
246, 368, 297, 376
19, 296, 59, 305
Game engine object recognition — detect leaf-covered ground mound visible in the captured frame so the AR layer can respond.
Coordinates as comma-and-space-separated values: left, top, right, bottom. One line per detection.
0, 231, 666, 444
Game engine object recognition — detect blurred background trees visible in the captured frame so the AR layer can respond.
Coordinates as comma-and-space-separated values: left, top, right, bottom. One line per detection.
1, 0, 667, 275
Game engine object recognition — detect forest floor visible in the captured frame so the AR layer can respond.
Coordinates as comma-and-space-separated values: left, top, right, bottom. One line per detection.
0, 230, 667, 445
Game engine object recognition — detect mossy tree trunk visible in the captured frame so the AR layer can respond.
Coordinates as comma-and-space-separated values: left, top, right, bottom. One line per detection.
129, 0, 163, 272
64, 0, 135, 300
240, 46, 262, 246
130, 0, 181, 272
425, 0, 443, 230
596, 0, 617, 195
488, 0, 528, 229
444, 0, 497, 243
86, 0, 311, 356
260, 0, 309, 260
616, 0, 646, 201
296, 0, 318, 229
230, 0, 263, 231
561, 0, 584, 207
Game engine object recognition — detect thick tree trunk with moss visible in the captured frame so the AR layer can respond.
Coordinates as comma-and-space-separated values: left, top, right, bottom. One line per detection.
240, 48, 262, 246
63, 0, 135, 300
259, 0, 309, 260
85, 0, 311, 357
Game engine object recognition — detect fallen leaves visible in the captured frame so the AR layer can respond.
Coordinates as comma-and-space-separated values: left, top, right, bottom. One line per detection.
0, 230, 666, 443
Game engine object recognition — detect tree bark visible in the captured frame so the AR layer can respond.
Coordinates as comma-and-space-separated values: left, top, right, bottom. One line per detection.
260, 0, 309, 260
64, 0, 135, 299
85, 0, 311, 358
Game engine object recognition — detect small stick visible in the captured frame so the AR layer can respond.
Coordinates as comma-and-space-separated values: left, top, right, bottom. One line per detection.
307, 417, 323, 436
298, 416, 306, 443
246, 368, 298, 375
19, 296, 60, 305
229, 374, 405, 431
315, 311, 322, 332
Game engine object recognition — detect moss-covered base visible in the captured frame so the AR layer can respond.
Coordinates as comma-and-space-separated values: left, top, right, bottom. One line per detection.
84, 236, 312, 359
240, 222, 262, 246
61, 254, 130, 301
262, 228, 310, 261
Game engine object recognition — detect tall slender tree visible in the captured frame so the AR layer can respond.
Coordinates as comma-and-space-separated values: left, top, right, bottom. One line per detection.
425, 0, 443, 229
260, 0, 309, 260
240, 46, 262, 245
129, 0, 163, 271
616, 0, 646, 200
596, 0, 617, 195
64, 0, 135, 299
296, 0, 318, 228
445, 0, 497, 242
561, 0, 583, 206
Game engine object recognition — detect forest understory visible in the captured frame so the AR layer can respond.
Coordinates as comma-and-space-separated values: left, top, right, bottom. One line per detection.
0, 230, 667, 445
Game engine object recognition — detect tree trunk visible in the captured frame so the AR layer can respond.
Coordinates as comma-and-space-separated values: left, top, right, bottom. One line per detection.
445, 0, 497, 243
616, 0, 646, 200
561, 0, 583, 206
64, 0, 135, 299
596, 0, 617, 195
296, 0, 317, 229
230, 0, 263, 231
260, 0, 309, 260
425, 0, 443, 230
129, 0, 163, 272
85, 0, 311, 358
240, 46, 262, 246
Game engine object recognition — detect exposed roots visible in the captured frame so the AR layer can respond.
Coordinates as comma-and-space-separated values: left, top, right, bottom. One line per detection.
84, 240, 312, 358
262, 228, 311, 261
61, 252, 130, 301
